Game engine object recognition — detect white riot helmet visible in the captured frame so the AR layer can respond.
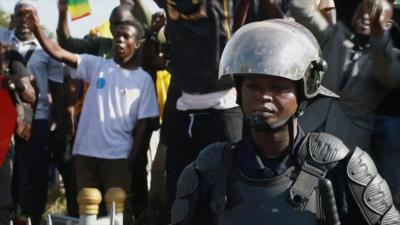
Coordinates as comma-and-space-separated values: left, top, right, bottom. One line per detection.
219, 19, 337, 100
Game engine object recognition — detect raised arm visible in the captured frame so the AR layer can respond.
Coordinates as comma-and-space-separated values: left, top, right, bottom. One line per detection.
288, 0, 332, 45
22, 7, 78, 68
56, 0, 101, 55
56, 0, 71, 45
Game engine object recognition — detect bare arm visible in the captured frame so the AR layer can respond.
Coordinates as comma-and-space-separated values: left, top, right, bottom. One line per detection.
128, 119, 152, 171
22, 7, 78, 68
56, 0, 71, 44
64, 73, 82, 136
262, 0, 286, 19
232, 0, 250, 32
56, 0, 101, 55
288, 0, 332, 45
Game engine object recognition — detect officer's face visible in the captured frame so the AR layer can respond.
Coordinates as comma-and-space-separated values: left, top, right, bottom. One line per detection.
240, 76, 298, 127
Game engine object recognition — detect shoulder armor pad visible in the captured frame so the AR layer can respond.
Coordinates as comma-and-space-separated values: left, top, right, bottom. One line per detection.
297, 133, 350, 167
195, 142, 227, 172
364, 174, 393, 215
171, 198, 189, 225
176, 163, 199, 198
347, 148, 400, 225
171, 163, 199, 225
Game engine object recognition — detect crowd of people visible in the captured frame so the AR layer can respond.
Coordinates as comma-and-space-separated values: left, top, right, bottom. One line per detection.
1, 0, 400, 225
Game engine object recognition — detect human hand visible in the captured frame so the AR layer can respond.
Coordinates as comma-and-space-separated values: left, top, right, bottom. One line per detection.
17, 7, 40, 34
16, 115, 32, 141
150, 11, 166, 33
370, 0, 393, 38
58, 0, 68, 14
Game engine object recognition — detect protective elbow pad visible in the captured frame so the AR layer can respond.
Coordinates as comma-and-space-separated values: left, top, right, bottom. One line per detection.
347, 147, 400, 225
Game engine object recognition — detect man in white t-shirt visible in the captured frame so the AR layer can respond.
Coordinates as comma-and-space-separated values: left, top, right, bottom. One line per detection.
22, 7, 159, 197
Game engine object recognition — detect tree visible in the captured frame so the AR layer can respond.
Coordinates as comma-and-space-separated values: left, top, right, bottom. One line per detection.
0, 8, 10, 28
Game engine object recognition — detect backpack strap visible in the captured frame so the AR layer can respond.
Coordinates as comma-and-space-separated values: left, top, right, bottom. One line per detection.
206, 143, 236, 215
194, 142, 237, 215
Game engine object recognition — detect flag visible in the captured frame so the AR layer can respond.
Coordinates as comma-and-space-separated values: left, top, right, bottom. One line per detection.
68, 0, 91, 21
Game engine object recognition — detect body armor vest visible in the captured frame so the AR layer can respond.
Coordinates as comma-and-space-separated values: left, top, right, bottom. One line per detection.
219, 167, 318, 225
171, 133, 400, 225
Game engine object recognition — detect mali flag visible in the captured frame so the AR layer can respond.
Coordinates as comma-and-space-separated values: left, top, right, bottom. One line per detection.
68, 0, 91, 21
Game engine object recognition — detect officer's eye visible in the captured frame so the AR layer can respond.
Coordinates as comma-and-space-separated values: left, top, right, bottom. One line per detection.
270, 85, 284, 92
245, 83, 259, 91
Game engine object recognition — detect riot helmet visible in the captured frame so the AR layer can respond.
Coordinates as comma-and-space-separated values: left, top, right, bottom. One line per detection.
219, 19, 337, 132
219, 19, 337, 102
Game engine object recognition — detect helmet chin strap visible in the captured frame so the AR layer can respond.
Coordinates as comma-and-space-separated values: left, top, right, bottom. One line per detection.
246, 115, 292, 132
247, 115, 296, 155
246, 100, 306, 132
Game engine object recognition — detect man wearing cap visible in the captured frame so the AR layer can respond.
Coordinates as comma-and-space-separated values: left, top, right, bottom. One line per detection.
0, 1, 64, 224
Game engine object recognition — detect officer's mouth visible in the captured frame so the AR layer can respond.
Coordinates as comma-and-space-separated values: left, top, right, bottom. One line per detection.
251, 107, 276, 118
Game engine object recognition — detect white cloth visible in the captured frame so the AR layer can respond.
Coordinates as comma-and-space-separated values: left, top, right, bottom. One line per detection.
176, 88, 238, 111
70, 54, 159, 159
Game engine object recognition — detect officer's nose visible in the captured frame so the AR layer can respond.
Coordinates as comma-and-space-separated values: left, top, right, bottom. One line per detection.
256, 89, 273, 102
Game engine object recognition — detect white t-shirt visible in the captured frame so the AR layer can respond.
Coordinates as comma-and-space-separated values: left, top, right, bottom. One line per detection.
70, 54, 159, 159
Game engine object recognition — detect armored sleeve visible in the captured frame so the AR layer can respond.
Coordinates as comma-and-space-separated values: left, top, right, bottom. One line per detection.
346, 147, 400, 225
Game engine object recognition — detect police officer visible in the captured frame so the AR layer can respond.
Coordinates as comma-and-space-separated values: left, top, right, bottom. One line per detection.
170, 19, 400, 225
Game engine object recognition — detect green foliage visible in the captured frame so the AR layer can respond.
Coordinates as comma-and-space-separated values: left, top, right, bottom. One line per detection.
0, 8, 10, 28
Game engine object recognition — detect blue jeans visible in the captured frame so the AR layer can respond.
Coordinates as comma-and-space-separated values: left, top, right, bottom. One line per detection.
370, 115, 400, 207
